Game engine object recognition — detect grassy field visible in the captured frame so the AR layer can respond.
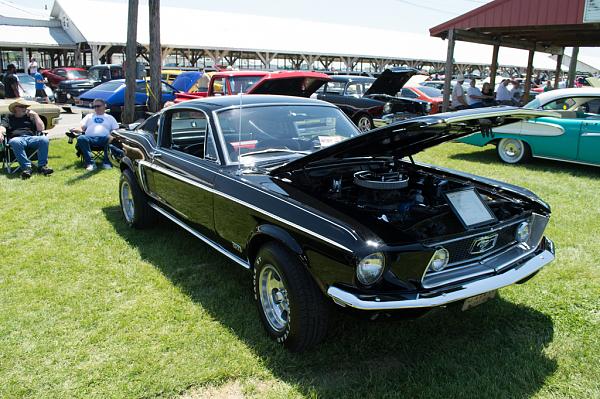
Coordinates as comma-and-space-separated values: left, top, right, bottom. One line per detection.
1, 138, 599, 399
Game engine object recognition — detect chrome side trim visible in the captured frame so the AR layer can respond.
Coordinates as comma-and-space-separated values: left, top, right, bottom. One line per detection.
141, 160, 354, 253
149, 202, 250, 270
534, 155, 600, 168
328, 241, 554, 310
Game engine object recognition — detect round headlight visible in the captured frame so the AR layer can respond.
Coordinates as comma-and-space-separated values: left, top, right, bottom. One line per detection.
428, 248, 449, 272
383, 103, 392, 114
516, 221, 530, 243
356, 252, 385, 285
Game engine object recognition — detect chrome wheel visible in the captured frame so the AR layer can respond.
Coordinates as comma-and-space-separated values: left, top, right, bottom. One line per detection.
120, 181, 135, 223
356, 116, 372, 132
258, 264, 289, 333
498, 138, 527, 164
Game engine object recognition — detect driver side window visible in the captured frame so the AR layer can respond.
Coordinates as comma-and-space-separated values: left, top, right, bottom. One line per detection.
162, 110, 209, 159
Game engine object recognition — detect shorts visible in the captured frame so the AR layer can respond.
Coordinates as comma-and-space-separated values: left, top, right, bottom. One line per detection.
35, 89, 47, 98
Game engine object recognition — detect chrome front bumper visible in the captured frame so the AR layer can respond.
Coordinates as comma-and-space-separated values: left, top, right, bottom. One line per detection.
327, 238, 554, 311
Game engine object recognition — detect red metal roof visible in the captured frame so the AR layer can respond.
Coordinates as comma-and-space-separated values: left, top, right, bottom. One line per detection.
430, 0, 586, 36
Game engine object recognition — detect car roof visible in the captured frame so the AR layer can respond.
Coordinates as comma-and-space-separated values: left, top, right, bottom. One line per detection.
168, 94, 334, 111
533, 87, 600, 105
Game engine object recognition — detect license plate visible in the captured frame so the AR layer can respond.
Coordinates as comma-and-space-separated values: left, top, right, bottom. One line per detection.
461, 290, 497, 311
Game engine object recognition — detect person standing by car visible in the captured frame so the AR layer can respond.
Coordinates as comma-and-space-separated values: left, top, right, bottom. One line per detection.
451, 74, 468, 110
70, 98, 119, 171
28, 58, 38, 75
34, 70, 48, 103
510, 80, 523, 106
0, 99, 53, 179
3, 64, 23, 99
544, 80, 554, 92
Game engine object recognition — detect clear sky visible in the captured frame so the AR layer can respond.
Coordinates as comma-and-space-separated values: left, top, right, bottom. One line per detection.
6, 0, 600, 58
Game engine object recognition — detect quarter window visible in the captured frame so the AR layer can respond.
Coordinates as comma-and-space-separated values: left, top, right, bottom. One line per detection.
163, 110, 209, 159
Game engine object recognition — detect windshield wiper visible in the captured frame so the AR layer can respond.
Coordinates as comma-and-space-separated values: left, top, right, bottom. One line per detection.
239, 148, 310, 157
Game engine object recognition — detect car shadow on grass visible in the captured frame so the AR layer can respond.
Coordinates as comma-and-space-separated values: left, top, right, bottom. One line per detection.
449, 147, 600, 177
103, 205, 557, 399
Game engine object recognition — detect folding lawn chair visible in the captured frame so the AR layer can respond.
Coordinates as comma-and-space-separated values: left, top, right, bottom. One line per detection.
66, 131, 109, 165
1, 133, 43, 174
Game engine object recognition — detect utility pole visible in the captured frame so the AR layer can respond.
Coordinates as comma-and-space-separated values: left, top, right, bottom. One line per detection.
148, 0, 162, 113
123, 0, 139, 124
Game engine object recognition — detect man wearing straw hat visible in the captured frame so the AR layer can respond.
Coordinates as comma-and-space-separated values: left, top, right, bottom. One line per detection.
0, 99, 53, 179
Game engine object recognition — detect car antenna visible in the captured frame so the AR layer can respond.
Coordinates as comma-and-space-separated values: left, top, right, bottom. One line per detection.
237, 92, 243, 173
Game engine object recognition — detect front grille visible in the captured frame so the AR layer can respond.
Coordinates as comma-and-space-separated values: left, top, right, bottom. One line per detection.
444, 225, 516, 266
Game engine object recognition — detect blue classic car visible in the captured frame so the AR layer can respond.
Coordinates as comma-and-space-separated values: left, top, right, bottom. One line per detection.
459, 88, 600, 166
76, 79, 180, 121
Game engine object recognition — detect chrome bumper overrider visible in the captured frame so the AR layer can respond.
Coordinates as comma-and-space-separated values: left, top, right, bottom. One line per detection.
327, 238, 555, 310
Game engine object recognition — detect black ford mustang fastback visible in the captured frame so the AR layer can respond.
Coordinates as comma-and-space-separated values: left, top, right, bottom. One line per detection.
111, 95, 556, 351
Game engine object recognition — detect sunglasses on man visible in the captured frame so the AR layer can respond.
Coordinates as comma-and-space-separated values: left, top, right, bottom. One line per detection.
93, 104, 105, 108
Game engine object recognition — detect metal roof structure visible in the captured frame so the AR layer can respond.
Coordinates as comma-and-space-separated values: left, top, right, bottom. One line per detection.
429, 0, 600, 111
46, 0, 572, 70
430, 0, 600, 52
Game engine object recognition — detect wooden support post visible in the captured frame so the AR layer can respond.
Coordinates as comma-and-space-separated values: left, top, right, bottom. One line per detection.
554, 52, 563, 89
148, 0, 162, 113
523, 50, 535, 104
490, 44, 499, 88
442, 29, 455, 112
123, 0, 139, 124
567, 46, 579, 88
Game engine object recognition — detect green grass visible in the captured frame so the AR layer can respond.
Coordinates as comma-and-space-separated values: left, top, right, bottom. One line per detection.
1, 138, 599, 399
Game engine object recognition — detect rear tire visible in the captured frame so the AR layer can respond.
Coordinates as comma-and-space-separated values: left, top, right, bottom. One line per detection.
119, 168, 157, 228
497, 138, 531, 164
253, 242, 329, 352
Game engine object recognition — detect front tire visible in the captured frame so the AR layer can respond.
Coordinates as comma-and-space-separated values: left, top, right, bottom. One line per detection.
497, 138, 531, 164
253, 242, 329, 352
119, 168, 156, 228
355, 114, 373, 133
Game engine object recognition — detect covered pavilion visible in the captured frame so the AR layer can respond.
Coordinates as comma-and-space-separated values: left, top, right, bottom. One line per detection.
430, 0, 600, 110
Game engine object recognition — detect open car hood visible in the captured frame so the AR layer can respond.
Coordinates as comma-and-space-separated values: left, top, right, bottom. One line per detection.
247, 72, 330, 97
271, 106, 559, 175
363, 68, 419, 96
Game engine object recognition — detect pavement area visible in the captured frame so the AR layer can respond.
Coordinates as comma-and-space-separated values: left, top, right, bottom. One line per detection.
46, 108, 84, 139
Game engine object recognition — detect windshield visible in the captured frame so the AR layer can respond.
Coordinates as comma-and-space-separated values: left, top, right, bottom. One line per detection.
67, 70, 88, 79
523, 98, 540, 109
229, 76, 264, 94
217, 104, 360, 164
95, 81, 125, 91
417, 86, 442, 97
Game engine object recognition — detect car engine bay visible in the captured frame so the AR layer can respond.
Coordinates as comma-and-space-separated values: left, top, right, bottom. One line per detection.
286, 160, 529, 242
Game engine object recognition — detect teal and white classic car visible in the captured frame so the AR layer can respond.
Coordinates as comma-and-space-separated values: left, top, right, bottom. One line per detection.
459, 88, 600, 166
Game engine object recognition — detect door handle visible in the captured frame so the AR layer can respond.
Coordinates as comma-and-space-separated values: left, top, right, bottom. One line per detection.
151, 151, 162, 158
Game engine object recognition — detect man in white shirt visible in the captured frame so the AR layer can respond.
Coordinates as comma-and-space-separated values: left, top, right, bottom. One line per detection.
466, 78, 490, 108
495, 79, 513, 105
70, 99, 119, 171
510, 81, 523, 105
27, 58, 38, 75
451, 74, 468, 110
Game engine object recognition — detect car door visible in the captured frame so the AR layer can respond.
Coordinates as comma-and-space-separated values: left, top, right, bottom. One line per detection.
576, 99, 600, 164
149, 108, 220, 232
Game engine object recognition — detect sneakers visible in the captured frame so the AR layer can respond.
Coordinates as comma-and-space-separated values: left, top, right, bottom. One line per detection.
21, 168, 33, 180
39, 166, 54, 176
102, 163, 112, 170
85, 163, 97, 171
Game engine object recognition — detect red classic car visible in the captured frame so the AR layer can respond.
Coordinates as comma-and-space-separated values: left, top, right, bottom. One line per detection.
41, 67, 89, 89
400, 86, 443, 114
174, 70, 330, 103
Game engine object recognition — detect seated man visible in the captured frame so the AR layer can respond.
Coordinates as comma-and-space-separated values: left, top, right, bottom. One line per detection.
0, 99, 53, 179
70, 98, 119, 171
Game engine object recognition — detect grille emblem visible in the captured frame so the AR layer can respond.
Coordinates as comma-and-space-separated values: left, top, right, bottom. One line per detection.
470, 234, 498, 255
